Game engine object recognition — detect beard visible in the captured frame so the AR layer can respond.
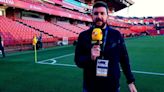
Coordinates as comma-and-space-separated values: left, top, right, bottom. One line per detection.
93, 18, 106, 29
95, 22, 106, 29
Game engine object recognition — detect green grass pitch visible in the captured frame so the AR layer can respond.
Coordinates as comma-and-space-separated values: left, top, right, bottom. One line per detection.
0, 36, 164, 92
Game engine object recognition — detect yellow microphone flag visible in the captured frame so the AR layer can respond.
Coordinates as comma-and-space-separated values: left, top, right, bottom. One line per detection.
92, 28, 103, 41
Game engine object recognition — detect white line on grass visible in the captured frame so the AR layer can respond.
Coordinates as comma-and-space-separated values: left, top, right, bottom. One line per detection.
37, 62, 76, 67
131, 70, 164, 76
38, 53, 74, 63
37, 53, 164, 76
38, 63, 164, 76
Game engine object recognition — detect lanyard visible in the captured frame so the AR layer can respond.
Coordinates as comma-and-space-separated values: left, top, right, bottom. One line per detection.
102, 27, 108, 52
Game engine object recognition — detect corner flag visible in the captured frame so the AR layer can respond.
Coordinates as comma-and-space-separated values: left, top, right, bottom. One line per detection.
33, 35, 38, 63
33, 36, 37, 46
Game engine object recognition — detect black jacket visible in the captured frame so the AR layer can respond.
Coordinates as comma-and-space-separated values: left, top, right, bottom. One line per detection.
74, 26, 135, 92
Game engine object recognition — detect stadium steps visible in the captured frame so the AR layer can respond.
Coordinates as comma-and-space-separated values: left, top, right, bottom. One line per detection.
56, 22, 84, 34
51, 23, 79, 35
15, 19, 58, 39
0, 16, 57, 47
15, 19, 78, 39
75, 25, 86, 30
76, 24, 89, 30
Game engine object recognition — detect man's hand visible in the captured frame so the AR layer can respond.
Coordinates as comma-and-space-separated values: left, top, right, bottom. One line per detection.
91, 45, 100, 61
128, 82, 137, 92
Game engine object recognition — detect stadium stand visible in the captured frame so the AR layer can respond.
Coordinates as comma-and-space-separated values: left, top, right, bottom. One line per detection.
77, 24, 90, 30
16, 19, 78, 39
19, 0, 89, 19
160, 30, 164, 34
0, 16, 55, 46
56, 21, 84, 34
20, 0, 43, 5
0, 0, 163, 52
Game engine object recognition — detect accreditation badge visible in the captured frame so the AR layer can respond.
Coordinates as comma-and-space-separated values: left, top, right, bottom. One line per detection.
96, 59, 109, 77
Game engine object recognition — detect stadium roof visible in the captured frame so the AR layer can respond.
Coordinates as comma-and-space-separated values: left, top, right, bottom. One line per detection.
78, 0, 134, 12
114, 0, 164, 17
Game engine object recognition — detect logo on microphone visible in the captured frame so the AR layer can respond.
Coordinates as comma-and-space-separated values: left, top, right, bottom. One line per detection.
92, 28, 103, 44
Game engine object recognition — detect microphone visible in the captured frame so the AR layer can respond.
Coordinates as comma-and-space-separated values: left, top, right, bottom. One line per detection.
92, 28, 103, 45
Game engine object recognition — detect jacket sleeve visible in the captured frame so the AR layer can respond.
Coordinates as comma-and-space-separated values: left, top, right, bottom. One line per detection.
119, 33, 135, 84
74, 32, 95, 69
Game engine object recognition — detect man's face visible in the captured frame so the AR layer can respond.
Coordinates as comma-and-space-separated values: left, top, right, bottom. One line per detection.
92, 7, 108, 28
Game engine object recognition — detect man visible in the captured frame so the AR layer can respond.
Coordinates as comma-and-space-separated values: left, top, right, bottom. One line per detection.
74, 1, 137, 92
0, 35, 5, 58
37, 33, 43, 49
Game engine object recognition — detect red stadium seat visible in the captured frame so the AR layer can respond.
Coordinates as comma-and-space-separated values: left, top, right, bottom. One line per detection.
0, 17, 54, 46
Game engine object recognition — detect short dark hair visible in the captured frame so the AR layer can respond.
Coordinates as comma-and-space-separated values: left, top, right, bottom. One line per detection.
93, 1, 109, 13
